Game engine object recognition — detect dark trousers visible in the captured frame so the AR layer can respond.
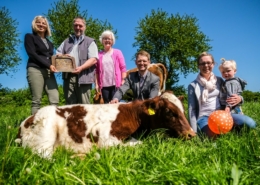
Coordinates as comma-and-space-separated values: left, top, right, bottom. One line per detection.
63, 73, 92, 104
101, 86, 116, 103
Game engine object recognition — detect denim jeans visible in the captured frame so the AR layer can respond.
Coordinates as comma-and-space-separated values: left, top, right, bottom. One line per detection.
231, 113, 256, 128
197, 113, 256, 137
197, 116, 217, 138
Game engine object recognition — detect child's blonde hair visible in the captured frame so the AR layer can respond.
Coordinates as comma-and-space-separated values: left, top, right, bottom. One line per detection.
219, 58, 237, 72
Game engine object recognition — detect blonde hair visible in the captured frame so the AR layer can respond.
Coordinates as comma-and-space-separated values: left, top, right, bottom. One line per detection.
197, 52, 215, 66
219, 58, 237, 72
99, 30, 116, 45
32, 15, 51, 37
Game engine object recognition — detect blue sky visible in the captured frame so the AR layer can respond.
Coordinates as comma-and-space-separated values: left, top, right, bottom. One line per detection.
1, 0, 260, 92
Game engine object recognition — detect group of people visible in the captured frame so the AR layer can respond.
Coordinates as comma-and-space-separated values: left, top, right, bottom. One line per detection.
188, 52, 256, 137
25, 15, 256, 138
24, 15, 159, 114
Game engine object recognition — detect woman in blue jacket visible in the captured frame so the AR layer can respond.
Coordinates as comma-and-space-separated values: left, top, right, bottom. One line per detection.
24, 15, 59, 114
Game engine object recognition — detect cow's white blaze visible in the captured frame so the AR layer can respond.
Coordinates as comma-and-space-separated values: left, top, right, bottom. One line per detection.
160, 92, 184, 113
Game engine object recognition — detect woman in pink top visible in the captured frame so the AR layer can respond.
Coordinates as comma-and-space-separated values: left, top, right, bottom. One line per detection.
96, 30, 127, 103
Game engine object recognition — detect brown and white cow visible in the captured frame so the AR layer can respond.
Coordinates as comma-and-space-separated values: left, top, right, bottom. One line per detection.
16, 92, 195, 158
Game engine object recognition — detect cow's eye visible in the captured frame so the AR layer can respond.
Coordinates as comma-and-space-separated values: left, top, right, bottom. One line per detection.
150, 102, 156, 109
165, 109, 177, 118
165, 109, 173, 117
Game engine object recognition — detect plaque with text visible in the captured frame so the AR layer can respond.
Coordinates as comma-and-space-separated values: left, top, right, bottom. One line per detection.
51, 55, 76, 72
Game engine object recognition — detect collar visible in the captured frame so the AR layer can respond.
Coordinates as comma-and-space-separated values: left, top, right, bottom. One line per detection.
138, 70, 148, 78
225, 77, 237, 82
70, 34, 85, 44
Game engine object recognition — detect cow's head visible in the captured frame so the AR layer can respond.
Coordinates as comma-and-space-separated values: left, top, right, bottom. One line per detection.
160, 90, 185, 113
14, 114, 36, 147
140, 96, 196, 139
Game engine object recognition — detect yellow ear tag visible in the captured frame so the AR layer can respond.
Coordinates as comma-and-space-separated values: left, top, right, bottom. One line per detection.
148, 107, 155, 115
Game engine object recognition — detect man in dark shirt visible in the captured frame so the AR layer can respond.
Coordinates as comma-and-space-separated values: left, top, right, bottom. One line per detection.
110, 50, 160, 103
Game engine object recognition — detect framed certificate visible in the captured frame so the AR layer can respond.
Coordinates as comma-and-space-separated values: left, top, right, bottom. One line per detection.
51, 55, 76, 72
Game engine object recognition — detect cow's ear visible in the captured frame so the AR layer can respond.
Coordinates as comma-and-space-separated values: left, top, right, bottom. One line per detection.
163, 90, 174, 94
178, 95, 184, 102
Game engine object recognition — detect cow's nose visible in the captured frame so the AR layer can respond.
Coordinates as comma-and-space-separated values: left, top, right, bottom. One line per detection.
188, 133, 195, 139
186, 131, 196, 139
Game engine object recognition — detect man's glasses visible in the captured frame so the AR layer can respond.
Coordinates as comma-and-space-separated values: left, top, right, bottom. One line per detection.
199, 62, 213, 66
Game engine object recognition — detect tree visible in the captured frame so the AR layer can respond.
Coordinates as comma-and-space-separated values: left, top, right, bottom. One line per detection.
133, 9, 212, 89
242, 90, 260, 102
0, 7, 21, 76
46, 0, 115, 50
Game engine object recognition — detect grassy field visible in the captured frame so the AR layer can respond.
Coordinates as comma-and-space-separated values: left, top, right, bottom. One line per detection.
0, 102, 259, 184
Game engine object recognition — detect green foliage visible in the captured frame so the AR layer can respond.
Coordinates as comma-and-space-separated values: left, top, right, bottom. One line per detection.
46, 0, 115, 50
0, 86, 31, 106
133, 9, 212, 89
0, 85, 98, 107
0, 85, 66, 107
122, 89, 134, 102
0, 6, 21, 76
0, 102, 260, 184
231, 163, 243, 185
42, 85, 65, 106
171, 85, 186, 97
242, 90, 260, 102
90, 88, 96, 104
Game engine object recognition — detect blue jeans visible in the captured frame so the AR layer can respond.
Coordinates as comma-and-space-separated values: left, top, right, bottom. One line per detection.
197, 113, 256, 137
231, 113, 256, 128
197, 116, 217, 138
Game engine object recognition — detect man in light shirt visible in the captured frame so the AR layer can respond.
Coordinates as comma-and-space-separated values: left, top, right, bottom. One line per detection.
56, 16, 98, 104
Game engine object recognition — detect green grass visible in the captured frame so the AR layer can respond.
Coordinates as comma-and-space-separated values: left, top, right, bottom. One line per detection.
0, 103, 259, 184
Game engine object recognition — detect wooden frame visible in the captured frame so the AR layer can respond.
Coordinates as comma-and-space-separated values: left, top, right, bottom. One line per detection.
51, 55, 76, 72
